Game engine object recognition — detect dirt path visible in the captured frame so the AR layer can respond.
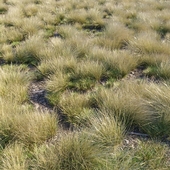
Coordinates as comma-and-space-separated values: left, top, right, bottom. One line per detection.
28, 81, 53, 112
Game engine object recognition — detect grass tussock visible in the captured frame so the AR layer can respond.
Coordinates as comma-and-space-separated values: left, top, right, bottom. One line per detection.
0, 142, 28, 170
15, 36, 45, 64
58, 91, 94, 127
95, 22, 133, 50
0, 44, 15, 62
86, 110, 126, 148
111, 140, 170, 170
32, 132, 105, 170
67, 8, 105, 30
56, 132, 104, 170
129, 31, 170, 55
38, 55, 77, 77
0, 65, 31, 103
0, 99, 58, 147
91, 85, 147, 128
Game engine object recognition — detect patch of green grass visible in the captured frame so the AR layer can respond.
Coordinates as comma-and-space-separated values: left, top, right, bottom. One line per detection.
143, 60, 170, 79
68, 76, 96, 92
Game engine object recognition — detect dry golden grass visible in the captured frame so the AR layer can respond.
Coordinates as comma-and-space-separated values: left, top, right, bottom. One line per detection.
86, 109, 125, 148
95, 22, 133, 50
1, 0, 170, 169
58, 91, 93, 126
0, 142, 28, 170
0, 99, 58, 147
38, 55, 77, 77
0, 65, 31, 103
129, 31, 170, 55
15, 36, 45, 64
32, 132, 106, 170
0, 44, 14, 61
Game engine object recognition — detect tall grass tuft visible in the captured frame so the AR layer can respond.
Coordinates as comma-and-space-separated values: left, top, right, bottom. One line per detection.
0, 142, 28, 170
0, 65, 31, 103
32, 132, 106, 170
15, 36, 45, 65
58, 91, 94, 127
86, 109, 125, 149
0, 99, 58, 147
96, 22, 133, 50
129, 31, 170, 55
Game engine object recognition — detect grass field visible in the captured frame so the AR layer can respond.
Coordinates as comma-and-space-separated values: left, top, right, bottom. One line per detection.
0, 0, 170, 169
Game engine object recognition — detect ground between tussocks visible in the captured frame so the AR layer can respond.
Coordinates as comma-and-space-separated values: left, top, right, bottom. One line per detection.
29, 81, 52, 112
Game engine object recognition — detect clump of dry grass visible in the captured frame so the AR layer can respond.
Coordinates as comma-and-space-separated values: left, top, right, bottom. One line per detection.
0, 99, 58, 147
22, 3, 38, 17
66, 35, 92, 59
91, 85, 143, 128
46, 72, 69, 105
1, 6, 24, 27
111, 140, 170, 170
103, 50, 138, 76
38, 55, 77, 77
95, 21, 133, 50
0, 65, 31, 103
88, 48, 138, 81
0, 26, 24, 45
21, 17, 44, 36
67, 8, 104, 30
58, 91, 94, 127
78, 60, 105, 81
56, 132, 105, 170
129, 31, 170, 55
0, 44, 14, 62
86, 109, 125, 149
55, 25, 79, 39
0, 142, 28, 170
136, 82, 170, 138
15, 36, 45, 64
107, 80, 170, 138
143, 59, 170, 79
14, 111, 58, 146
32, 132, 106, 170
31, 143, 59, 170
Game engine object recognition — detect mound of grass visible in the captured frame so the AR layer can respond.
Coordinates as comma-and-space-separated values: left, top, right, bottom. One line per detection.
32, 132, 105, 170
15, 36, 45, 65
111, 140, 170, 170
0, 142, 28, 170
95, 22, 133, 50
58, 91, 94, 127
0, 65, 31, 103
0, 99, 58, 147
86, 110, 126, 149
